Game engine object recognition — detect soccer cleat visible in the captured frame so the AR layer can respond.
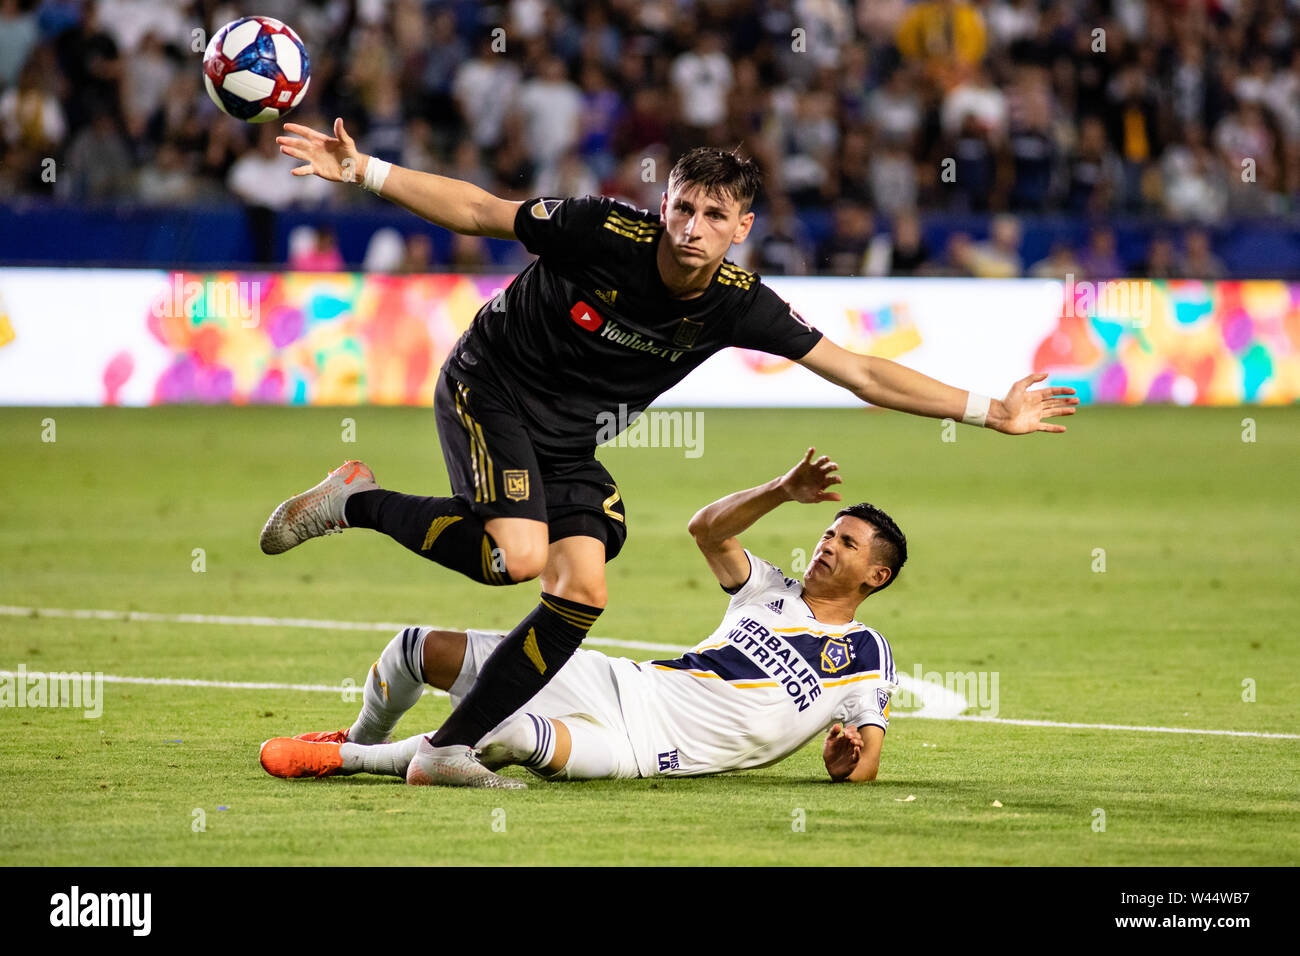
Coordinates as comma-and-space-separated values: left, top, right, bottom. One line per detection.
293, 728, 349, 744
259, 737, 345, 779
405, 738, 527, 790
259, 460, 378, 555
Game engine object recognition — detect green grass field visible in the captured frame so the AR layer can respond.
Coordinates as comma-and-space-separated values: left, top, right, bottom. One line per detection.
1, 405, 1297, 866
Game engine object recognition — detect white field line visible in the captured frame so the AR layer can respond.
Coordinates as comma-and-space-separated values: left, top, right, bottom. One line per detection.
4, 605, 1296, 739
0, 604, 966, 718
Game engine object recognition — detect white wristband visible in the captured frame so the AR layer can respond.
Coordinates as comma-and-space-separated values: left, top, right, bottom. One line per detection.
962, 392, 992, 427
361, 157, 391, 194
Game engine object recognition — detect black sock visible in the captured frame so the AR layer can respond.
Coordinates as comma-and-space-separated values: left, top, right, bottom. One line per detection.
430, 593, 603, 748
344, 490, 510, 586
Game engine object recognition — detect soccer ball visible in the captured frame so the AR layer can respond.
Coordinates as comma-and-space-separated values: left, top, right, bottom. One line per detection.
202, 16, 310, 123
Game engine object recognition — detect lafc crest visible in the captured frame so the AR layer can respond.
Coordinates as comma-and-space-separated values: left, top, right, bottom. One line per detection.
820, 638, 852, 674
504, 469, 530, 501
673, 317, 703, 348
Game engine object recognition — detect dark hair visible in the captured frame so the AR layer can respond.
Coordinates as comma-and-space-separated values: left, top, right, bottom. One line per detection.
835, 503, 907, 594
666, 146, 762, 214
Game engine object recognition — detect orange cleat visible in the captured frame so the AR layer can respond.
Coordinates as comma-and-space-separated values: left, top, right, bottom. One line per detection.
259, 737, 344, 778
293, 728, 349, 744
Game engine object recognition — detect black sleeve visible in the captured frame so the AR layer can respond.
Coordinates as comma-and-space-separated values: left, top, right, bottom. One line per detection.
513, 195, 610, 261
728, 283, 823, 360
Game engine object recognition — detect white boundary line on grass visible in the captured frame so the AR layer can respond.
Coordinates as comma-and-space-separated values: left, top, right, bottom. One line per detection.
0, 604, 968, 718
4, 605, 1296, 739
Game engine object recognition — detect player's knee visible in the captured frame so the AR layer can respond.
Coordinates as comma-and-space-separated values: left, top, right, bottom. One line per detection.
556, 579, 606, 608
501, 541, 548, 582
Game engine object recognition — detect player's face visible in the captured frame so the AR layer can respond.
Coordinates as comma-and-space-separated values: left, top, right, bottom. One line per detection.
804, 516, 891, 595
660, 184, 754, 267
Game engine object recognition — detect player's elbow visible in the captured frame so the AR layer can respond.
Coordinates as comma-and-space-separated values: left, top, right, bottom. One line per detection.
686, 509, 713, 544
849, 355, 878, 400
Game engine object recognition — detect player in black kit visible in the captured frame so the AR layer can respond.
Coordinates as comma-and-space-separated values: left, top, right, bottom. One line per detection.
261, 118, 1078, 788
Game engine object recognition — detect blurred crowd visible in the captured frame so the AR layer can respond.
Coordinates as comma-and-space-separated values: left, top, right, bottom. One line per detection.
1, 0, 1296, 275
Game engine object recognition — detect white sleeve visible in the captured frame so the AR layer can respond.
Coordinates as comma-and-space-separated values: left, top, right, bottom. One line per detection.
722, 550, 788, 609
842, 680, 895, 733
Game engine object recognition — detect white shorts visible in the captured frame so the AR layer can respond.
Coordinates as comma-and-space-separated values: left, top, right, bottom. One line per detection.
454, 629, 645, 779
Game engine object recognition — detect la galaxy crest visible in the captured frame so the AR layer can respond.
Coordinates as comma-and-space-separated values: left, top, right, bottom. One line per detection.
819, 637, 852, 674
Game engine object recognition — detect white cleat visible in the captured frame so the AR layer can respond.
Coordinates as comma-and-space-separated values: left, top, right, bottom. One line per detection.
259, 460, 378, 555
405, 738, 527, 790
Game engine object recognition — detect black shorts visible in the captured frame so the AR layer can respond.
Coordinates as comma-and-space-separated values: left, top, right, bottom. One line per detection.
434, 367, 628, 561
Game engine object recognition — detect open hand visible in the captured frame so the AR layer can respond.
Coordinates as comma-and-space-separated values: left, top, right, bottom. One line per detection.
823, 722, 862, 780
780, 447, 843, 504
992, 373, 1079, 435
277, 117, 365, 184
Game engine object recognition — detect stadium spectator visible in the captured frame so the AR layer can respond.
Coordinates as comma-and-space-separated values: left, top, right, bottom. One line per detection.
289, 226, 345, 271
896, 0, 987, 86
54, 0, 123, 130
453, 35, 521, 150
136, 139, 199, 205
1182, 229, 1226, 280
945, 113, 999, 211
1064, 116, 1124, 214
867, 63, 923, 147
869, 138, 919, 217
576, 61, 622, 181
669, 31, 733, 138
513, 56, 583, 174
399, 232, 433, 273
815, 201, 875, 275
1028, 240, 1084, 280
120, 30, 174, 143
941, 63, 1008, 146
1078, 227, 1124, 279
413, 8, 467, 136
964, 213, 1023, 278
1161, 123, 1229, 222
877, 209, 932, 277
0, 0, 38, 90
751, 193, 814, 276
1214, 101, 1280, 215
1005, 65, 1057, 212
1138, 234, 1178, 280
0, 57, 66, 180
59, 110, 131, 200
923, 231, 976, 277
0, 0, 1296, 277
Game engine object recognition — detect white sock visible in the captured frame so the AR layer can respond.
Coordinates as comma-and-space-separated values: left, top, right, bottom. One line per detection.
551, 717, 620, 780
347, 628, 428, 745
478, 714, 557, 771
340, 732, 426, 777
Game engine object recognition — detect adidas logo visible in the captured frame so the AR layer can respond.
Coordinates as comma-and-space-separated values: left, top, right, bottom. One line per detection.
594, 288, 618, 306
765, 599, 784, 614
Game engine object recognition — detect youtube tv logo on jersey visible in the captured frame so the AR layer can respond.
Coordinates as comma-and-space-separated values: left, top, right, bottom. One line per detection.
570, 301, 603, 332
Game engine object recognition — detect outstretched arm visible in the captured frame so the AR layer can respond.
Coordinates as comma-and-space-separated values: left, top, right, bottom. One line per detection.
823, 722, 885, 782
797, 337, 1078, 435
688, 448, 842, 589
276, 118, 521, 239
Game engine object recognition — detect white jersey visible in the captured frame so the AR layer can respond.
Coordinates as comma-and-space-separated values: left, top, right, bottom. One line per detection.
614, 550, 898, 777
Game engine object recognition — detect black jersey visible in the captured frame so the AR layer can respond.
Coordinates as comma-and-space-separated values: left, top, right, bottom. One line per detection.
446, 195, 823, 458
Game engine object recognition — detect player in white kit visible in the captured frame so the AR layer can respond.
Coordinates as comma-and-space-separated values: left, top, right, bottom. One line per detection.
260, 448, 904, 785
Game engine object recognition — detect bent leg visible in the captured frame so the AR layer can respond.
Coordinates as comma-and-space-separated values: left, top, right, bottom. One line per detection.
427, 537, 608, 749
342, 368, 550, 586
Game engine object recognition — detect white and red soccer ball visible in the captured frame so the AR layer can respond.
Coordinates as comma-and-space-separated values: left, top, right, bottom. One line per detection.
203, 16, 310, 123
